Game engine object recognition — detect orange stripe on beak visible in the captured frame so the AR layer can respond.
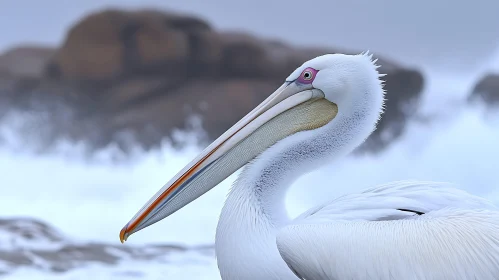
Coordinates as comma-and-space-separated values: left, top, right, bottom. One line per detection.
118, 81, 313, 243
119, 148, 217, 243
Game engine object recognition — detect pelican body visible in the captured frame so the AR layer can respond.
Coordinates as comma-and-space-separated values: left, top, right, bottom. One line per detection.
119, 53, 499, 279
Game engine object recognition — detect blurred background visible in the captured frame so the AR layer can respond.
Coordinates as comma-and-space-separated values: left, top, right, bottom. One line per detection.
1, 1, 499, 279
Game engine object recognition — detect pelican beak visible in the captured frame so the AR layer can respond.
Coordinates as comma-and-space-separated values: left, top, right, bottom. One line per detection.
120, 81, 336, 243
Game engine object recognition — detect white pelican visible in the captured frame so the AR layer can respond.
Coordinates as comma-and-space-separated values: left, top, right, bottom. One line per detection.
119, 53, 499, 279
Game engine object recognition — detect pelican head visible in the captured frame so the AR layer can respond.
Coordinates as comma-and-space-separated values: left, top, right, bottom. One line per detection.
119, 53, 385, 242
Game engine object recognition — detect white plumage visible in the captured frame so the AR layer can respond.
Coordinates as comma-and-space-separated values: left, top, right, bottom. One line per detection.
120, 53, 499, 280
277, 181, 499, 280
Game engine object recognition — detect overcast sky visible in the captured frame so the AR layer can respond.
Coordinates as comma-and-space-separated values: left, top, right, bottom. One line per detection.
2, 0, 499, 71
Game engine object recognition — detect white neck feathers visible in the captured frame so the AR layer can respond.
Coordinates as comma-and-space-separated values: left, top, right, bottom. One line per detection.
215, 53, 385, 280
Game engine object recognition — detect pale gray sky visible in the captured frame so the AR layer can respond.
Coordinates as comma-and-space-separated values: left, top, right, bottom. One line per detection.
2, 0, 499, 71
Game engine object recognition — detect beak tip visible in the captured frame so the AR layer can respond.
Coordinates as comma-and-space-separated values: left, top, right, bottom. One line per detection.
119, 223, 130, 244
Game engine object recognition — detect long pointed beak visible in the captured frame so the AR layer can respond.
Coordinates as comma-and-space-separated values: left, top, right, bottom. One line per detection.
119, 81, 327, 243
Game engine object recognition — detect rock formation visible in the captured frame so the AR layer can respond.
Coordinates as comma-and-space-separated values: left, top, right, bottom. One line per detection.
0, 9, 424, 156
469, 74, 499, 107
0, 218, 213, 275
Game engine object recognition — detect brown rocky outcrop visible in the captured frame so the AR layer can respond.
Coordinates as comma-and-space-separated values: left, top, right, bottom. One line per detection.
0, 46, 55, 79
46, 9, 220, 83
0, 8, 425, 156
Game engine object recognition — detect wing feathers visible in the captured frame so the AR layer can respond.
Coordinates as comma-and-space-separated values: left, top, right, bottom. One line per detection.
293, 181, 496, 225
278, 209, 499, 280
277, 181, 499, 280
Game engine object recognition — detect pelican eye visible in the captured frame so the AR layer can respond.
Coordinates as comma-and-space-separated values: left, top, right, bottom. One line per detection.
303, 70, 313, 80
296, 67, 318, 84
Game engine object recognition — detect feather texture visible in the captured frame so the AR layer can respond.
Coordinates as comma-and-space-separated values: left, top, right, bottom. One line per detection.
213, 54, 499, 279
277, 181, 499, 280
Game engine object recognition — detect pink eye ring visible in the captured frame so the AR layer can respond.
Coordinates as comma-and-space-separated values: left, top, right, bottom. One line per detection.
297, 67, 318, 84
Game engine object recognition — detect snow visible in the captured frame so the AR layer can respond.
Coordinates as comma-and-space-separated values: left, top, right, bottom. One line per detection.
2, 251, 220, 280
0, 219, 66, 252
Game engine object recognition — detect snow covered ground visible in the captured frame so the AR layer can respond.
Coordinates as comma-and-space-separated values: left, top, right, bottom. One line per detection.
3, 248, 220, 280
0, 218, 219, 279
4, 261, 220, 280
